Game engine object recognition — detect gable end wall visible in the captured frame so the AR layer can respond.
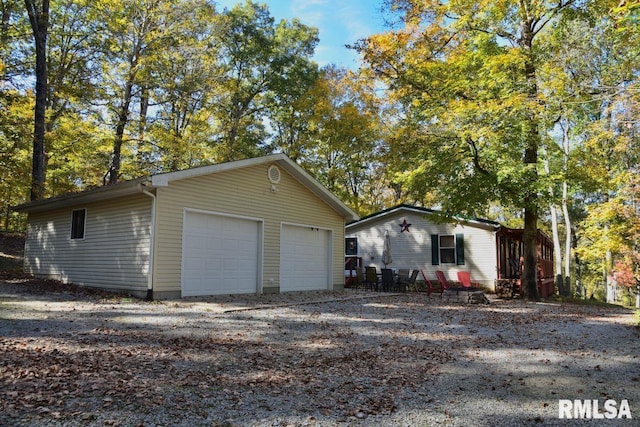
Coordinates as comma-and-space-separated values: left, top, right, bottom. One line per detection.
152, 163, 346, 296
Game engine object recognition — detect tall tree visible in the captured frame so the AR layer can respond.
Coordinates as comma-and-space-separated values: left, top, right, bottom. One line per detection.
0, 89, 32, 230
44, 0, 111, 194
97, 0, 179, 184
23, 0, 48, 200
45, 0, 99, 131
540, 0, 640, 299
296, 66, 383, 214
211, 0, 318, 161
3, 0, 107, 196
357, 0, 598, 299
147, 0, 218, 172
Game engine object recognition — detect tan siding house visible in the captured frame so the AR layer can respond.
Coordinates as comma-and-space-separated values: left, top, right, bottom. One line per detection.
345, 205, 500, 290
14, 154, 358, 299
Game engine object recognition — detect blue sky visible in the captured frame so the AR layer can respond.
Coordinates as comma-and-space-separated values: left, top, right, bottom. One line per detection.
214, 0, 389, 68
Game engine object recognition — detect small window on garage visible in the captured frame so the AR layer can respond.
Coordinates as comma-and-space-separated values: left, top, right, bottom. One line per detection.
71, 209, 86, 239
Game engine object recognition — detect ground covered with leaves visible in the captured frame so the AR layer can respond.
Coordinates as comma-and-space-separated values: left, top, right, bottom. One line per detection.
0, 232, 25, 275
1, 278, 639, 426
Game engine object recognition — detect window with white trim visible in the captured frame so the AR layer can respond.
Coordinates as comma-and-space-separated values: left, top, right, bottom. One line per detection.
431, 233, 465, 265
439, 235, 456, 264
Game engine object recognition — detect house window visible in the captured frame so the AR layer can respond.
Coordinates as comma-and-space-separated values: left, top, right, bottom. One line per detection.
345, 238, 358, 255
439, 235, 456, 263
431, 233, 465, 265
71, 209, 86, 239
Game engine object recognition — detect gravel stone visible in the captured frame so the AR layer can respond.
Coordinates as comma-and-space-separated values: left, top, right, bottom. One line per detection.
1, 281, 638, 426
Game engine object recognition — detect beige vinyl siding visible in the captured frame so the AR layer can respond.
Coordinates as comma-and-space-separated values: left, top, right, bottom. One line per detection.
24, 195, 152, 294
153, 163, 345, 294
347, 211, 497, 288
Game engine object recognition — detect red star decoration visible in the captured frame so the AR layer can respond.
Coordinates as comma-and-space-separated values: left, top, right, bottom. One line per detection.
399, 219, 411, 232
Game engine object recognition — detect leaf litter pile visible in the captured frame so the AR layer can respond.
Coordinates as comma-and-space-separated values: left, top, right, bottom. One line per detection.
1, 279, 639, 426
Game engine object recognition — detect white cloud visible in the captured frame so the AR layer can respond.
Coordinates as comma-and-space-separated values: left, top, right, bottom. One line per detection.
338, 1, 382, 42
214, 0, 378, 68
290, 0, 327, 27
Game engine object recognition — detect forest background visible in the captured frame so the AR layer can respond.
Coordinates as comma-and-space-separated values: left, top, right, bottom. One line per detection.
1, 0, 638, 303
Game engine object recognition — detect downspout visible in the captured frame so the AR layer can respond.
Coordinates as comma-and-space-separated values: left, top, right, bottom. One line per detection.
139, 182, 156, 301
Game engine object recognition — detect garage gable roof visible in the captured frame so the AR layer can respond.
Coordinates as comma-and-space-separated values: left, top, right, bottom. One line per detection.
346, 204, 500, 231
13, 154, 359, 221
152, 153, 358, 221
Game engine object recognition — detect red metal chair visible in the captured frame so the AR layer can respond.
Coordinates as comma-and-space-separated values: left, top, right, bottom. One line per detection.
421, 270, 446, 297
457, 271, 482, 290
456, 271, 489, 304
437, 270, 470, 302
435, 270, 452, 289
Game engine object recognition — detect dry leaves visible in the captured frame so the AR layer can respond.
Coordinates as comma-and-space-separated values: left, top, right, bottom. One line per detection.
1, 280, 638, 426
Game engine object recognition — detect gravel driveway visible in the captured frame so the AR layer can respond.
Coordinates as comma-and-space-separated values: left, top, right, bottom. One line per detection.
1, 280, 639, 426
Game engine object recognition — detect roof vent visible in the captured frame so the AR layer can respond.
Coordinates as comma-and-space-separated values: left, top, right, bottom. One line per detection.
268, 165, 281, 184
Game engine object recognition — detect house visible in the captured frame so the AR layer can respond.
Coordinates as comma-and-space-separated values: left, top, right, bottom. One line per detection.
345, 205, 501, 290
13, 154, 359, 299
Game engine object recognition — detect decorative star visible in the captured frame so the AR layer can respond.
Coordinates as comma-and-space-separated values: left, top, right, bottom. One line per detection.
399, 219, 411, 232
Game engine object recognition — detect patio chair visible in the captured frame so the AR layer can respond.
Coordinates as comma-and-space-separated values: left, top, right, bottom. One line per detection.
355, 266, 365, 290
394, 269, 410, 292
421, 270, 446, 297
507, 258, 521, 279
404, 269, 419, 292
456, 271, 490, 304
381, 268, 394, 292
364, 266, 379, 291
507, 258, 523, 295
435, 270, 454, 289
457, 271, 478, 289
436, 270, 468, 303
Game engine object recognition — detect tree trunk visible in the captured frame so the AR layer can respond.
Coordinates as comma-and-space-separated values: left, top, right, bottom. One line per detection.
520, 16, 540, 301
605, 243, 614, 303
523, 204, 540, 300
562, 184, 572, 296
138, 86, 149, 170
551, 204, 564, 296
561, 120, 572, 296
24, 0, 49, 200
574, 243, 584, 298
545, 151, 563, 295
3, 203, 9, 230
107, 75, 135, 185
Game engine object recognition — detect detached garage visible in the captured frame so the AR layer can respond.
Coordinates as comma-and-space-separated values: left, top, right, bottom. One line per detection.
14, 154, 358, 299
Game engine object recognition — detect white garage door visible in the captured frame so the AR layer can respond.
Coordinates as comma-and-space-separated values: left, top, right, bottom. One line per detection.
280, 225, 330, 292
182, 211, 259, 297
